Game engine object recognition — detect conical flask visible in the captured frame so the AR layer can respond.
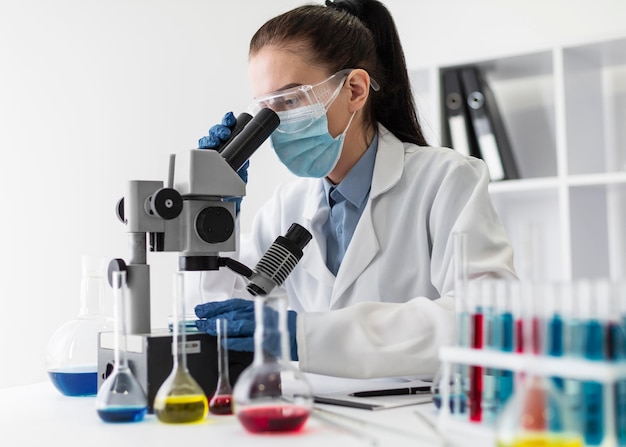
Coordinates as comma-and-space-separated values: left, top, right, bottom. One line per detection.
46, 255, 113, 396
232, 295, 313, 433
495, 282, 583, 447
154, 272, 208, 423
95, 270, 147, 422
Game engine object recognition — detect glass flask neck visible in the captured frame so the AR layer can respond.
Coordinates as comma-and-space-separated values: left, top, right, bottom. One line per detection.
111, 271, 129, 371
252, 295, 290, 366
215, 319, 231, 388
78, 257, 106, 318
172, 303, 188, 371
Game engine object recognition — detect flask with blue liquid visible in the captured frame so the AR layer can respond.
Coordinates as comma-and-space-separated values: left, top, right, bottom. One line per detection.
95, 270, 147, 422
46, 256, 113, 396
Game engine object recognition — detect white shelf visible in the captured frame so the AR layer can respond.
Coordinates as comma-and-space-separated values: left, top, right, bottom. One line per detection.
410, 34, 626, 282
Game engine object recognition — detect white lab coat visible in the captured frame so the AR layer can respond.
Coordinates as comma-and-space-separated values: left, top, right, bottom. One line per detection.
201, 124, 516, 379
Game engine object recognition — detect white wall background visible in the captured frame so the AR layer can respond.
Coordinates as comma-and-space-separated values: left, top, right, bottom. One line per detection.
1, 0, 625, 389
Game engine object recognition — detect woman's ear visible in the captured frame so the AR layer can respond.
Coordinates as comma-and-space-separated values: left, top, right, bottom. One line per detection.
346, 69, 371, 113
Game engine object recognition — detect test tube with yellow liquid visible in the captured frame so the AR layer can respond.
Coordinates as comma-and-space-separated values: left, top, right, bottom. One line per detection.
154, 272, 208, 423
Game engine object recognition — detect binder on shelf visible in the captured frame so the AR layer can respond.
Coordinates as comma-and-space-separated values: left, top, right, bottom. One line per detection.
458, 66, 519, 181
441, 68, 475, 158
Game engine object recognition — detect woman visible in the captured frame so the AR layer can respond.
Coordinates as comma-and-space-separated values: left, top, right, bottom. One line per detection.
196, 0, 516, 379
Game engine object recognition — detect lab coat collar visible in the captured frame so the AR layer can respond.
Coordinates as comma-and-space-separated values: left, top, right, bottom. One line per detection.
370, 124, 405, 199
301, 182, 337, 288
330, 124, 405, 304
302, 124, 404, 219
301, 124, 407, 305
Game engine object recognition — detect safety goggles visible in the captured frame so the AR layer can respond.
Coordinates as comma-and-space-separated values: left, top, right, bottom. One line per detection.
248, 69, 380, 134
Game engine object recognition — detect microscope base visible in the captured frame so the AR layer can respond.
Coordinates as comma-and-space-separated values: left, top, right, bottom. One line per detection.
97, 329, 253, 412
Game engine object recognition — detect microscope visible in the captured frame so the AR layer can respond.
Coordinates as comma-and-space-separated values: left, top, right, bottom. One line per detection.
97, 108, 312, 411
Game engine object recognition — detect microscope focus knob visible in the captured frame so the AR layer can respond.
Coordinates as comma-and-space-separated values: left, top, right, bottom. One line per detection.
116, 197, 126, 224
149, 188, 183, 220
195, 206, 234, 244
107, 258, 127, 288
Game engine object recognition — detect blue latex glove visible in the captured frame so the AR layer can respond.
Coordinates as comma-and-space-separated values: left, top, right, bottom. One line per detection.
197, 112, 248, 215
195, 298, 298, 361
198, 111, 237, 149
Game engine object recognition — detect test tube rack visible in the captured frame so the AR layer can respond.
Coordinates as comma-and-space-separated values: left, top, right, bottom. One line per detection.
436, 346, 626, 446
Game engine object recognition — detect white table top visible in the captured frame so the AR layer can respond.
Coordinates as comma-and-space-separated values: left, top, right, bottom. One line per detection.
0, 381, 480, 447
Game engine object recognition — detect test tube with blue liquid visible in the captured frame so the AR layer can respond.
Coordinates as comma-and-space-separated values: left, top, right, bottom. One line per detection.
579, 280, 608, 446
610, 281, 626, 445
453, 232, 469, 417
560, 281, 583, 428
95, 270, 148, 422
432, 232, 469, 416
481, 279, 499, 425
496, 280, 515, 414
544, 283, 564, 391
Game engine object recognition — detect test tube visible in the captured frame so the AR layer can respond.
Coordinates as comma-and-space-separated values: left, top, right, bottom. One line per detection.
432, 233, 469, 417
468, 279, 484, 423
453, 232, 469, 418
560, 281, 583, 432
481, 279, 499, 425
495, 280, 583, 447
544, 282, 565, 391
496, 280, 515, 413
579, 280, 607, 446
613, 281, 626, 445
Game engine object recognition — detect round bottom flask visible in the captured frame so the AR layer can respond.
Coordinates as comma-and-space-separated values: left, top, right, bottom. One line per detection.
233, 296, 313, 433
46, 256, 112, 396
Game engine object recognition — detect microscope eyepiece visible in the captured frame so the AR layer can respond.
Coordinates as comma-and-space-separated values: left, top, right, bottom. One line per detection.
220, 108, 280, 172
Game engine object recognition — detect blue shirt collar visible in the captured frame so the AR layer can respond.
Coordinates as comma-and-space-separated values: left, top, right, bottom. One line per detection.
323, 132, 378, 208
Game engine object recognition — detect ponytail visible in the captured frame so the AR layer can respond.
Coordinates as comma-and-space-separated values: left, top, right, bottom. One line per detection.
249, 0, 428, 146
326, 0, 427, 146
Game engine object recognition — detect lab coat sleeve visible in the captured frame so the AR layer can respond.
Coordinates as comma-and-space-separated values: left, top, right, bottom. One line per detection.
297, 294, 455, 378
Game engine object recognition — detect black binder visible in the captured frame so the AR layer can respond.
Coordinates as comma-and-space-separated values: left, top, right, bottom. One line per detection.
441, 68, 475, 158
458, 66, 519, 181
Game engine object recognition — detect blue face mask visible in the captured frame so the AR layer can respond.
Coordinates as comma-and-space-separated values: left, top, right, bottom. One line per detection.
270, 105, 355, 178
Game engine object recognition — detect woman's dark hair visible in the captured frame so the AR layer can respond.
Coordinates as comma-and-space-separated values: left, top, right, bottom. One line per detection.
249, 0, 428, 146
